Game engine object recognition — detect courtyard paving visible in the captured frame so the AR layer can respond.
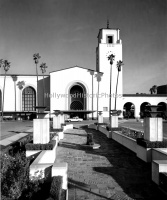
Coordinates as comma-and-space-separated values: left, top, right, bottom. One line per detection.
56, 127, 166, 200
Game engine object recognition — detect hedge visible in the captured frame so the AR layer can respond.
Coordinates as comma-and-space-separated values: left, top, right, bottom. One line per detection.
25, 140, 56, 150
50, 176, 63, 200
94, 123, 107, 126
137, 138, 167, 148
106, 126, 122, 132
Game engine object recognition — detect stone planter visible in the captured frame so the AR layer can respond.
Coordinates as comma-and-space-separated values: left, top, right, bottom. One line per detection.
98, 111, 103, 123
136, 144, 152, 162
144, 117, 163, 141
33, 118, 50, 144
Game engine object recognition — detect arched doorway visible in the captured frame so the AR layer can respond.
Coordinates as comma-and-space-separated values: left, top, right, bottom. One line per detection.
22, 86, 36, 111
140, 102, 151, 118
157, 102, 167, 119
123, 102, 135, 118
69, 83, 86, 118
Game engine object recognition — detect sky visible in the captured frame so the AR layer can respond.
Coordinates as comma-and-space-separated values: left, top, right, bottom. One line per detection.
0, 0, 167, 94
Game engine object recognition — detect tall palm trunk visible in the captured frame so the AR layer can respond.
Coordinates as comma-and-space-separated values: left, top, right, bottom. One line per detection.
97, 81, 100, 120
114, 70, 120, 110
42, 74, 45, 106
92, 74, 94, 120
109, 64, 112, 120
36, 63, 39, 107
2, 71, 6, 120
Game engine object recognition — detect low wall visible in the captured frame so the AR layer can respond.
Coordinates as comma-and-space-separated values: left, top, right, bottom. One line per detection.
98, 125, 167, 163
136, 145, 152, 162
112, 131, 137, 153
152, 148, 167, 161
98, 126, 112, 138
29, 136, 59, 179
88, 124, 97, 130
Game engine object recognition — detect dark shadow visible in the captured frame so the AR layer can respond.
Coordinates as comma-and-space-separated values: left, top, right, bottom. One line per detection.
68, 178, 112, 200
64, 132, 87, 137
59, 141, 90, 151
82, 127, 166, 200
44, 165, 52, 183
56, 125, 166, 199
8, 131, 21, 134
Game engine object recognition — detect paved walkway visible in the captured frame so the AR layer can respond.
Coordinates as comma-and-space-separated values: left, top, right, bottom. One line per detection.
56, 127, 166, 200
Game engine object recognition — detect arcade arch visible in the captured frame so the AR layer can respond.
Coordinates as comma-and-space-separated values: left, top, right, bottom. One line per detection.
123, 102, 135, 118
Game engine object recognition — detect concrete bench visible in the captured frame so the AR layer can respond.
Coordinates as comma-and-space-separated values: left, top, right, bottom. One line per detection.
63, 124, 73, 131
57, 132, 64, 140
26, 135, 58, 157
52, 162, 68, 190
152, 160, 167, 185
29, 136, 59, 180
0, 133, 28, 146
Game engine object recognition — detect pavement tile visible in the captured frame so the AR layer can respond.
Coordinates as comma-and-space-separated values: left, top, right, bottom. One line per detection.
55, 127, 166, 200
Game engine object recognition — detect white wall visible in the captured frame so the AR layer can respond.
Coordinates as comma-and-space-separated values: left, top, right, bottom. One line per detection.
50, 67, 98, 118
123, 95, 167, 118
0, 75, 43, 111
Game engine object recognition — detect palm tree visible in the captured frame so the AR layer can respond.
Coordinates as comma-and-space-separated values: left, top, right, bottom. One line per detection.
33, 53, 41, 107
88, 69, 95, 120
95, 72, 103, 120
107, 53, 115, 121
0, 59, 11, 121
149, 88, 153, 94
40, 63, 48, 107
152, 85, 157, 94
114, 60, 124, 110
17, 81, 25, 111
11, 75, 18, 119
150, 85, 157, 94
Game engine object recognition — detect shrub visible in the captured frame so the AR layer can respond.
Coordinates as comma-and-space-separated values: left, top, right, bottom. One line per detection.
0, 151, 30, 200
137, 138, 167, 148
0, 151, 45, 200
106, 126, 122, 132
25, 140, 56, 150
50, 176, 63, 200
94, 122, 107, 126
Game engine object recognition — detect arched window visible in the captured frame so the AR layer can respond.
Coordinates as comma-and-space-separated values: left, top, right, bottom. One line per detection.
22, 87, 36, 111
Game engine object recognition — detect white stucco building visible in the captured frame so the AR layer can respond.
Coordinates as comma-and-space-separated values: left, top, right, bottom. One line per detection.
0, 27, 167, 119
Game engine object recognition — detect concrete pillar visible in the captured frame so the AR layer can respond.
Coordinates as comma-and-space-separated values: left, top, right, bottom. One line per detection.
53, 114, 61, 129
33, 118, 50, 144
144, 118, 163, 141
135, 104, 140, 119
110, 115, 118, 128
98, 111, 103, 123
60, 112, 65, 125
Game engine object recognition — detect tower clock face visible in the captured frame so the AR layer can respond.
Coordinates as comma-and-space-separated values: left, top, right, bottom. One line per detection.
106, 51, 115, 59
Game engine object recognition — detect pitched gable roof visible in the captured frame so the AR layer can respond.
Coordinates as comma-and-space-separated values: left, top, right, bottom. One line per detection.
50, 65, 96, 74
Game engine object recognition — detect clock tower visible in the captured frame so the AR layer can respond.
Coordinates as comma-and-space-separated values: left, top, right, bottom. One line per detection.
96, 25, 123, 116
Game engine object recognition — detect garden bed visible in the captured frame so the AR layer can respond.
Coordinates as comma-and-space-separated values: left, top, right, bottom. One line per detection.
25, 140, 57, 150
137, 138, 167, 148
121, 127, 144, 140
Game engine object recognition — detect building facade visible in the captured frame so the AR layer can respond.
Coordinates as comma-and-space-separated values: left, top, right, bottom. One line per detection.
0, 27, 167, 119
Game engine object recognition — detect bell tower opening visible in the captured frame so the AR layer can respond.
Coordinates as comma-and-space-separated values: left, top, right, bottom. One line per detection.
107, 36, 113, 44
